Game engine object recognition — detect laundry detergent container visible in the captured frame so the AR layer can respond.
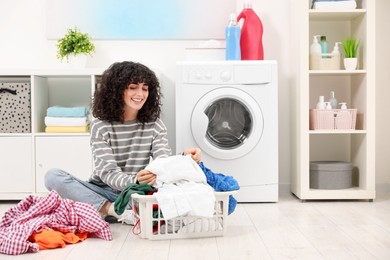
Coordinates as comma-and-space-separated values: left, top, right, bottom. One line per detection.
310, 161, 353, 189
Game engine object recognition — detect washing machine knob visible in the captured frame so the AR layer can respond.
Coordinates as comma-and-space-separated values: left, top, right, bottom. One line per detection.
195, 72, 202, 80
220, 70, 231, 82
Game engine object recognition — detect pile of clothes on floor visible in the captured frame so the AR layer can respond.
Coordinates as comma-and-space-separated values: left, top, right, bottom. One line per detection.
45, 106, 90, 133
0, 190, 111, 255
311, 0, 357, 10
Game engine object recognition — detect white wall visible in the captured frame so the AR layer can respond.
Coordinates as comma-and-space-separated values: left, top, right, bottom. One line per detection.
0, 0, 388, 191
375, 0, 390, 191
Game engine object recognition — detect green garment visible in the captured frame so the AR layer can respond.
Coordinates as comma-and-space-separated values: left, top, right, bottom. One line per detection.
114, 182, 154, 215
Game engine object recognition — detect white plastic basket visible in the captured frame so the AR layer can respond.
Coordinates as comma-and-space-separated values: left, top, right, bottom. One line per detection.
310, 109, 357, 130
131, 191, 235, 240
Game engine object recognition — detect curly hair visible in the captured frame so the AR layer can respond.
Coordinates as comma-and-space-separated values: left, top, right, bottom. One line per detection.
92, 61, 162, 123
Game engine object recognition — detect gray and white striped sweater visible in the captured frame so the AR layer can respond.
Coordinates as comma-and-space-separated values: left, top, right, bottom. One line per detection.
89, 118, 172, 191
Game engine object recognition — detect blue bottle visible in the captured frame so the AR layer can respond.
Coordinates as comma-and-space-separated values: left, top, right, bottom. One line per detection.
225, 13, 241, 60
320, 35, 329, 58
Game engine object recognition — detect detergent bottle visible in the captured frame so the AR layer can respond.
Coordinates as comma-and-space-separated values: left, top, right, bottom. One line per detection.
237, 0, 264, 60
225, 13, 241, 60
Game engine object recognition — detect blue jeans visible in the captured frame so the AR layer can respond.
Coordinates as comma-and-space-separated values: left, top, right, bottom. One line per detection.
44, 168, 120, 211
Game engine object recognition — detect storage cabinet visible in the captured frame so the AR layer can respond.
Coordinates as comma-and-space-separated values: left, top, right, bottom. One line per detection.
35, 136, 92, 193
0, 69, 103, 199
291, 0, 375, 201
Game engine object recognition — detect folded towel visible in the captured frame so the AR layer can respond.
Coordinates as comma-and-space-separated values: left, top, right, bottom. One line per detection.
45, 125, 90, 133
47, 106, 89, 117
313, 0, 357, 10
45, 116, 89, 127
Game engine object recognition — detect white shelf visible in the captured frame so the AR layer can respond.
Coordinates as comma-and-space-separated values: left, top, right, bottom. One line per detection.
309, 9, 366, 21
0, 70, 99, 199
309, 70, 366, 75
291, 1, 375, 201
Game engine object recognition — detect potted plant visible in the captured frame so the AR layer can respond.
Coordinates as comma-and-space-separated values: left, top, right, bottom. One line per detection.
342, 37, 359, 70
57, 27, 95, 66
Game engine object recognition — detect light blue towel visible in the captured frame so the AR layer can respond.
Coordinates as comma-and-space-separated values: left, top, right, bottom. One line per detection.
47, 106, 89, 117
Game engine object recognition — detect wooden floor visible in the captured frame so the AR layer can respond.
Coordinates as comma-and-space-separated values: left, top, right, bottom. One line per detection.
1, 192, 390, 260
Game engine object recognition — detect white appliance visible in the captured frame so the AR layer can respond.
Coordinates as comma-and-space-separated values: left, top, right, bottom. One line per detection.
175, 60, 278, 202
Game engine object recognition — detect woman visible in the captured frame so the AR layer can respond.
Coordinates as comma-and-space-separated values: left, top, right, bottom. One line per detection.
45, 61, 201, 223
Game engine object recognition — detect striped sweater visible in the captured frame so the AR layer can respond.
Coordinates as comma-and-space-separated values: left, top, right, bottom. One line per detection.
89, 118, 172, 191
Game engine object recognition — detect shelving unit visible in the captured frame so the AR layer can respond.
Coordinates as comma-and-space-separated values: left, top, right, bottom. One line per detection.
291, 0, 375, 201
0, 69, 104, 199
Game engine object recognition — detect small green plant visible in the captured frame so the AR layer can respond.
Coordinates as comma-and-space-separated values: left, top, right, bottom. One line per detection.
57, 27, 95, 61
342, 37, 359, 58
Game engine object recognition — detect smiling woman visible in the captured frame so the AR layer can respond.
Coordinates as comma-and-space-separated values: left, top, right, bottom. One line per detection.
46, 0, 236, 39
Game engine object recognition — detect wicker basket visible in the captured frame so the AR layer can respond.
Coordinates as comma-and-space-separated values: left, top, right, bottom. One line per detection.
310, 109, 357, 130
131, 191, 235, 240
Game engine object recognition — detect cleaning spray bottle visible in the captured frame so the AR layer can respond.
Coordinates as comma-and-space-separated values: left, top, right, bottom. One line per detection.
225, 13, 241, 60
237, 0, 264, 60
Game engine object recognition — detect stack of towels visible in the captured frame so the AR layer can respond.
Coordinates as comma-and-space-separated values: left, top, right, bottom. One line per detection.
312, 0, 357, 10
45, 106, 90, 133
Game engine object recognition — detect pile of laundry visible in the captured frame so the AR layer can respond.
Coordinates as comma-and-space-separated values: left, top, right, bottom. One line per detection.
311, 0, 357, 10
0, 190, 111, 255
45, 106, 90, 133
113, 155, 240, 234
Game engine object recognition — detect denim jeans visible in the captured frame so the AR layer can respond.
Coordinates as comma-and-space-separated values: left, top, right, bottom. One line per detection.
44, 168, 120, 211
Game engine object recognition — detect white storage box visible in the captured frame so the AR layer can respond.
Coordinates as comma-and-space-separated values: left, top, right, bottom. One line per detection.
131, 191, 235, 240
310, 53, 340, 70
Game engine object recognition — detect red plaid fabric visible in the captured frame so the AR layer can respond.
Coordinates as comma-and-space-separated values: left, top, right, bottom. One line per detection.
0, 190, 112, 255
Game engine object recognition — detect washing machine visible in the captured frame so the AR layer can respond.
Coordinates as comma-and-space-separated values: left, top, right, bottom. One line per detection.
175, 60, 278, 202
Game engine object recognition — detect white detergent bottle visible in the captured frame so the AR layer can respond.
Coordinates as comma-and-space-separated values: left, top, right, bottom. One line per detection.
332, 42, 342, 55
316, 96, 325, 109
310, 35, 321, 55
339, 102, 348, 109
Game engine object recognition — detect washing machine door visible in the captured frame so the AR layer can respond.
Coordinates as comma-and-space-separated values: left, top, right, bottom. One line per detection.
191, 87, 264, 160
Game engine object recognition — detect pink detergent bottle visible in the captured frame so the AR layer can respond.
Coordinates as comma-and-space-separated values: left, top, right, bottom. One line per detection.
237, 0, 264, 60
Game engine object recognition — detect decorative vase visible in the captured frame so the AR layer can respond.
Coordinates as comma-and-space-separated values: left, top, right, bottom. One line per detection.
343, 58, 358, 71
65, 54, 88, 68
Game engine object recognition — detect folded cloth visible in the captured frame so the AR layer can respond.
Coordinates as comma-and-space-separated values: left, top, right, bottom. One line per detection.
45, 125, 89, 133
47, 106, 89, 117
313, 0, 357, 10
199, 162, 240, 215
44, 116, 89, 127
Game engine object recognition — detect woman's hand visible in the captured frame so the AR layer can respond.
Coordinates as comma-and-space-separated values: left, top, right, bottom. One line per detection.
183, 148, 202, 163
136, 169, 156, 186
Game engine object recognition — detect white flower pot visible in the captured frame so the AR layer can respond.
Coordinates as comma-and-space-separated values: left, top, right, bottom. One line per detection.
343, 58, 358, 71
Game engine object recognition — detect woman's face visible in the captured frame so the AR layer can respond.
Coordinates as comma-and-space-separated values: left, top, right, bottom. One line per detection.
123, 82, 149, 120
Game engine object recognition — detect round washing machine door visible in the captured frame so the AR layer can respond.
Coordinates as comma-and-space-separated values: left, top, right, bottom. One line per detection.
191, 87, 264, 160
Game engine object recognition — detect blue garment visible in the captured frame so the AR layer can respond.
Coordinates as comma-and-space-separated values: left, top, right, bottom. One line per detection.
199, 162, 240, 215
47, 106, 89, 117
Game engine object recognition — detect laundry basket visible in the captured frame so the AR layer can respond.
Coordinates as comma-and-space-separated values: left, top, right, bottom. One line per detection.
131, 191, 235, 240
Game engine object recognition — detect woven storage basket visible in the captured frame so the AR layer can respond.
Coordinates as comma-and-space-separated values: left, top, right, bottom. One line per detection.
310, 109, 357, 130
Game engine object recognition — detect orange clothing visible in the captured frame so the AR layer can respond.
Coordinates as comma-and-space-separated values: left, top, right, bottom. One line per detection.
29, 229, 89, 250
